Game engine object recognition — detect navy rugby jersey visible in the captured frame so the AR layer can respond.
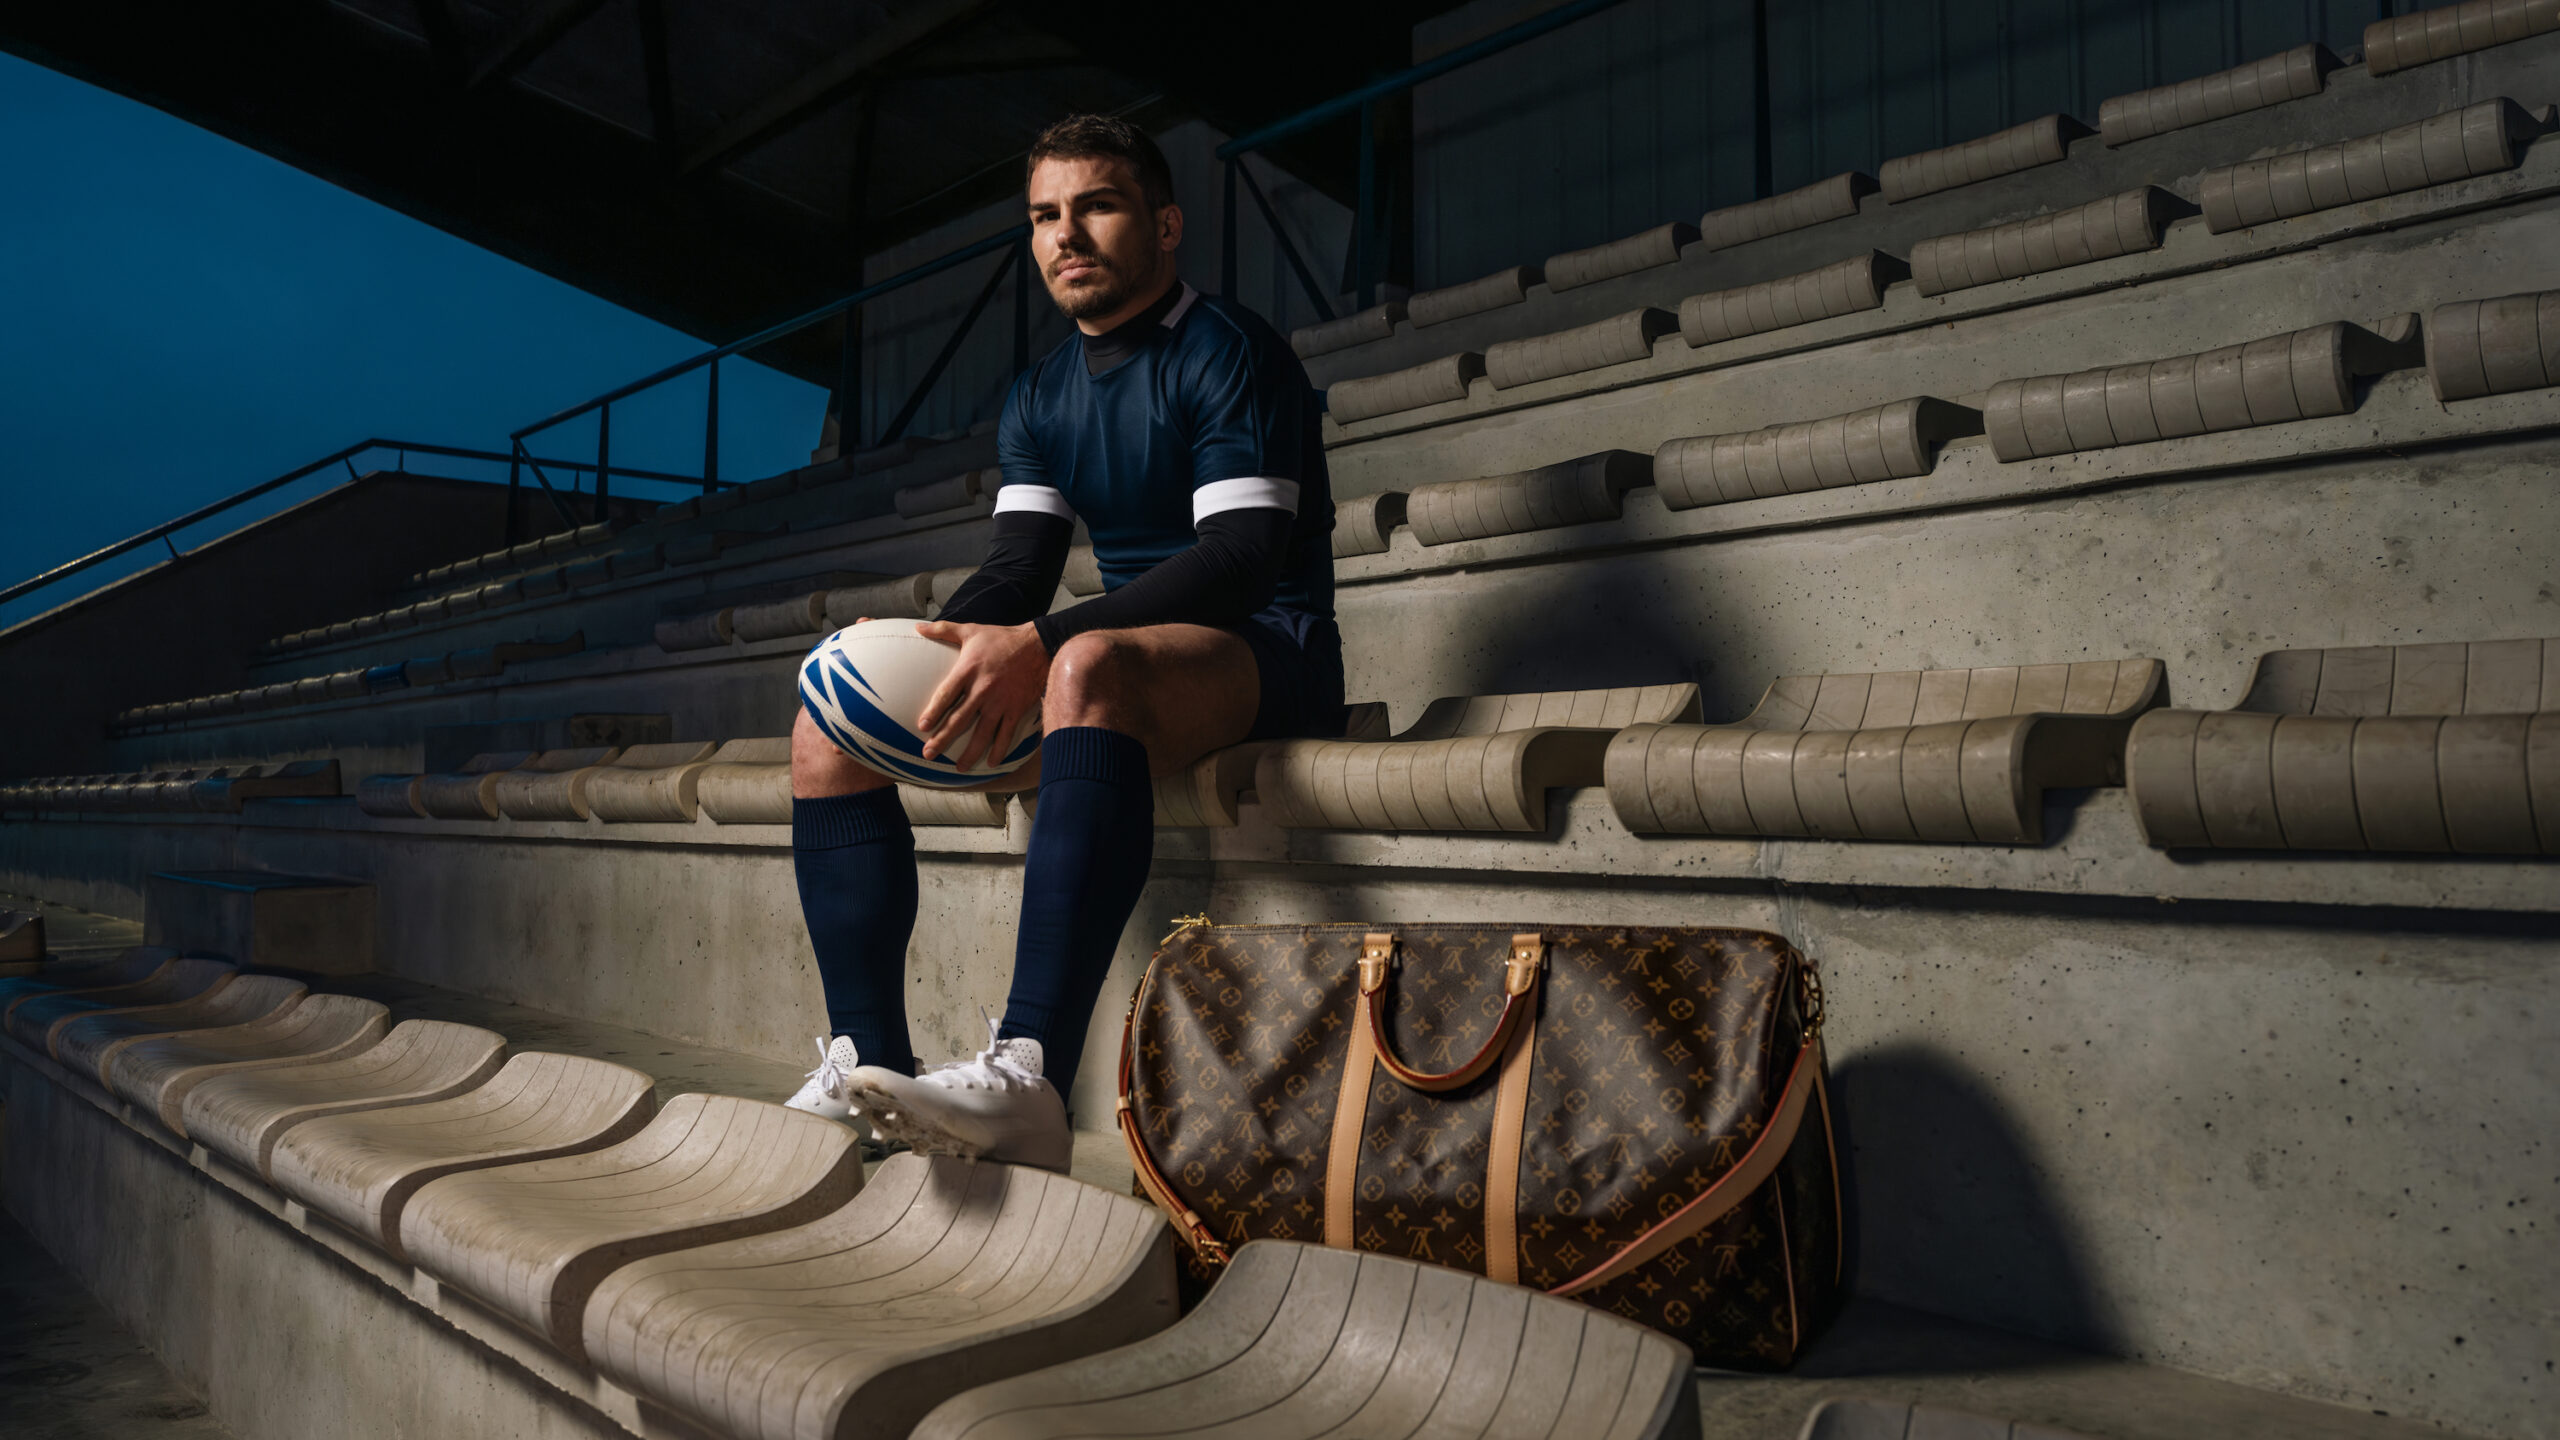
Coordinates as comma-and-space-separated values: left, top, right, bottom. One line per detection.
993, 285, 1333, 620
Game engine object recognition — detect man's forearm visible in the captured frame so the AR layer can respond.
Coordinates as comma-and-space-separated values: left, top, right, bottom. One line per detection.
936, 511, 1073, 627
1031, 508, 1291, 651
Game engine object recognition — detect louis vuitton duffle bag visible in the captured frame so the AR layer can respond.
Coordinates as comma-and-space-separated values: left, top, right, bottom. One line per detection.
1117, 921, 1842, 1367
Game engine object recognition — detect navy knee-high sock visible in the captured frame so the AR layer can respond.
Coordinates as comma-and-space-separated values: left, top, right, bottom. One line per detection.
792, 789, 918, 1078
1002, 726, 1154, 1102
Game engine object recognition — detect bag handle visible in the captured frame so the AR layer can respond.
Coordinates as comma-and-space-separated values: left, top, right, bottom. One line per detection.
1364, 932, 1545, 1093
1116, 967, 1232, 1267
1548, 954, 1824, 1298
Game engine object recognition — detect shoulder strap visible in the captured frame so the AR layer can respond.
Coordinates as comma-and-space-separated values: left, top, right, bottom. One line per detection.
1548, 1038, 1822, 1298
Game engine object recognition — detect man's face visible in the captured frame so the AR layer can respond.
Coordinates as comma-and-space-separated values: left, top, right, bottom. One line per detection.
1027, 154, 1181, 322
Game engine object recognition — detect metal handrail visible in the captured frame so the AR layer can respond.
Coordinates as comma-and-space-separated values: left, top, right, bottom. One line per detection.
1215, 0, 1648, 311
0, 438, 696, 611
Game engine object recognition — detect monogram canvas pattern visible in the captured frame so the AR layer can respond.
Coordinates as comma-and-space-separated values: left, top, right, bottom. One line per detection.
1121, 921, 1841, 1367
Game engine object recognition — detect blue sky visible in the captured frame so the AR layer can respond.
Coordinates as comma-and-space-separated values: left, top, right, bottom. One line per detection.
0, 50, 829, 627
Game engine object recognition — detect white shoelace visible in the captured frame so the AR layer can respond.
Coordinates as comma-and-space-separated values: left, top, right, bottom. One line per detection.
922, 1013, 1040, 1093
802, 1037, 852, 1097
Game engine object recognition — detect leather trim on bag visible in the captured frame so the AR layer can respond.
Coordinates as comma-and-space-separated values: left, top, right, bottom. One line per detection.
1551, 1038, 1824, 1297
1326, 956, 1386, 1249
1117, 967, 1229, 1265
1369, 932, 1544, 1092
1484, 991, 1539, 1285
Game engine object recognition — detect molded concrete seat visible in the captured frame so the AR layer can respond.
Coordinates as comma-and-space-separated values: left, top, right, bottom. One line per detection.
1798, 1398, 2097, 1440
1406, 451, 1651, 544
1256, 684, 1703, 833
583, 742, 724, 823
1910, 188, 2181, 297
657, 608, 736, 651
490, 746, 628, 822
53, 973, 307, 1078
1656, 397, 1982, 507
0, 946, 175, 1021
1329, 492, 1408, 558
911, 1241, 1696, 1440
1485, 308, 1676, 390
193, 761, 342, 812
1543, 221, 1696, 292
894, 466, 992, 519
2198, 98, 2539, 233
1327, 353, 1485, 425
1406, 265, 1540, 328
6, 957, 237, 1052
267, 1051, 659, 1258
2365, 0, 2560, 75
1984, 317, 2423, 462
824, 571, 937, 626
585, 1153, 1176, 1440
1881, 115, 2084, 202
0, 908, 45, 964
1154, 702, 1389, 828
692, 738, 1009, 827
2098, 44, 2336, 146
1608, 658, 2164, 845
1291, 301, 1404, 360
401, 1093, 865, 1361
1698, 171, 1874, 250
414, 751, 537, 820
2128, 637, 2560, 853
183, 1018, 508, 1174
731, 592, 829, 644
105, 993, 391, 1133
2427, 288, 2560, 401
1680, 252, 1901, 347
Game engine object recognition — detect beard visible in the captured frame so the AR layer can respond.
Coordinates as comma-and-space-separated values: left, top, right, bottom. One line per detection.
1047, 248, 1141, 320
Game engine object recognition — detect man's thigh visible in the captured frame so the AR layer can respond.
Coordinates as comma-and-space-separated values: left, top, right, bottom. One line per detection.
1043, 623, 1260, 778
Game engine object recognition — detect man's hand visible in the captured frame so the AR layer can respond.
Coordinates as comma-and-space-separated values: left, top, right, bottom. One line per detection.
914, 620, 1047, 767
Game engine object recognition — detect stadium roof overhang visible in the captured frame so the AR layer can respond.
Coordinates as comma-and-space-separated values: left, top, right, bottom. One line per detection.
1, 0, 1444, 384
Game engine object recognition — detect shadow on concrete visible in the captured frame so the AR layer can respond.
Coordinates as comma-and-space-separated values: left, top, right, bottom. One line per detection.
1824, 1042, 2115, 1366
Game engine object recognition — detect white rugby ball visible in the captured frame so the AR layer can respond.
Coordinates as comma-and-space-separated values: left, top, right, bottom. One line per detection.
798, 619, 1040, 788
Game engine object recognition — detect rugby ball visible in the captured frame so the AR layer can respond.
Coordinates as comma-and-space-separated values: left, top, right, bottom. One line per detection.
798, 619, 1040, 788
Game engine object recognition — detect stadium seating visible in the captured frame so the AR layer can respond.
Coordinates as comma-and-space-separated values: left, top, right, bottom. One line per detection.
2365, 0, 2560, 75
1908, 188, 2183, 296
910, 1241, 1698, 1440
1607, 660, 2162, 845
2127, 638, 2558, 852
2197, 97, 2540, 232
2427, 287, 2560, 398
2099, 43, 2340, 145
7, 957, 237, 1052
397, 1093, 865, 1361
1655, 397, 1980, 505
267, 1050, 659, 1258
583, 1153, 1177, 1440
1253, 685, 1703, 832
183, 1017, 508, 1173
0, 946, 176, 1020
103, 992, 391, 1133
51, 972, 307, 1079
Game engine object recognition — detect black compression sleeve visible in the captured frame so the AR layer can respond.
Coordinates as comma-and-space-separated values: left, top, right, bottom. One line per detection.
1032, 507, 1292, 652
934, 511, 1072, 626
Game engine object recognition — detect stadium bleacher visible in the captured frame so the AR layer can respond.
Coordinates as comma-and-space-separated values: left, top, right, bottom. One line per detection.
3, 14, 2557, 1440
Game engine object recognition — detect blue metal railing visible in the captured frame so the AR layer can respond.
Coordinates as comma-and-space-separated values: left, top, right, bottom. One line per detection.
0, 439, 698, 613
507, 223, 1035, 541
1216, 0, 1650, 314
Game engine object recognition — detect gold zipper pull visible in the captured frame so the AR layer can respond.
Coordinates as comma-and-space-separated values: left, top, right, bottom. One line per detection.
1157, 913, 1214, 947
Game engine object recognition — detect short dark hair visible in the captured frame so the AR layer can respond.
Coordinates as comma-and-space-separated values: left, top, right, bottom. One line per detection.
1026, 114, 1177, 211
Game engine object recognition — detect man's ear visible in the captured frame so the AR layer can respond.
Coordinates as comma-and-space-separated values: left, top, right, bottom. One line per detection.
1157, 202, 1185, 254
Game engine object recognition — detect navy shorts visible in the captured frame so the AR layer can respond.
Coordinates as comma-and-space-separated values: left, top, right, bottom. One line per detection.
1224, 607, 1347, 741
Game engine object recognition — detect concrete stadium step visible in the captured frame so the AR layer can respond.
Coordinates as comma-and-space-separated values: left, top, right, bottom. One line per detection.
266, 1049, 659, 1258
0, 940, 171, 1016
584, 1153, 1175, 1440
104, 991, 390, 1133
910, 1240, 1697, 1440
1693, 1297, 2487, 1440
399, 1092, 865, 1361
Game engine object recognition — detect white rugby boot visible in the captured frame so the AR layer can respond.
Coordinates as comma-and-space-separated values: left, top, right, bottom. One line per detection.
784, 1035, 866, 1127
844, 1017, 1072, 1173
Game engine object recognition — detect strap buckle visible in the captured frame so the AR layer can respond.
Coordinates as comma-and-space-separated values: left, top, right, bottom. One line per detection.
1504, 933, 1545, 997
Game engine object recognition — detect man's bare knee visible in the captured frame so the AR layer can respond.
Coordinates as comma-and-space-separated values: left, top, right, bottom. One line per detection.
1044, 631, 1147, 732
792, 708, 894, 797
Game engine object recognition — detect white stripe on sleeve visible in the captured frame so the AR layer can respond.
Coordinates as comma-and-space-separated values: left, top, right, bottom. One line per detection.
992, 484, 1076, 521
1192, 476, 1301, 522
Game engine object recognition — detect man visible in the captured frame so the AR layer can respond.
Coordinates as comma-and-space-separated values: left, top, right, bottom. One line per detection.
783, 114, 1340, 1171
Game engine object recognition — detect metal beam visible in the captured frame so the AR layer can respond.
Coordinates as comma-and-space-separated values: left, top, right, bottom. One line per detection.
468, 0, 612, 90
635, 0, 676, 157
678, 0, 989, 176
